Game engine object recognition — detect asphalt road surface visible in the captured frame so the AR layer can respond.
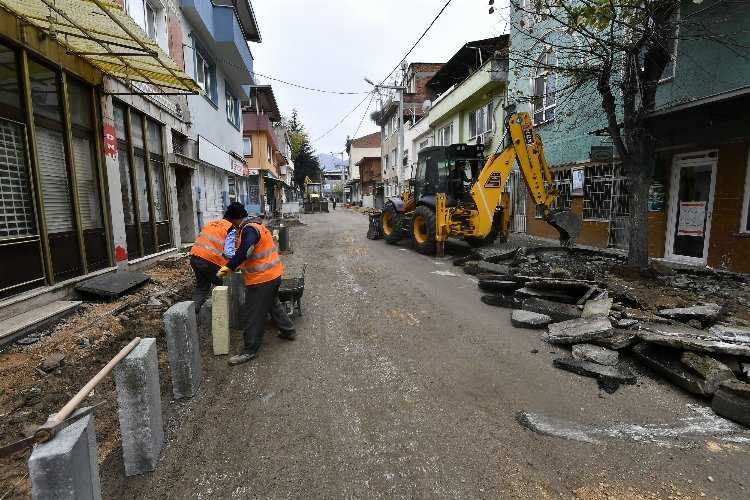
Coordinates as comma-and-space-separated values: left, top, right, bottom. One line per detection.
102, 209, 750, 499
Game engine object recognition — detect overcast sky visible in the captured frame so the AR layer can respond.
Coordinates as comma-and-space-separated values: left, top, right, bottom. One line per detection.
250, 0, 509, 157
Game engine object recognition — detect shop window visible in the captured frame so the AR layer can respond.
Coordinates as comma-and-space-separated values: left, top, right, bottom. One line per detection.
30, 59, 82, 282
68, 78, 107, 271
583, 164, 615, 220
114, 103, 171, 258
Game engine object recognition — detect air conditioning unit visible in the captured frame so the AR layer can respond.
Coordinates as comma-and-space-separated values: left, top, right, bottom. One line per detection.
476, 131, 493, 148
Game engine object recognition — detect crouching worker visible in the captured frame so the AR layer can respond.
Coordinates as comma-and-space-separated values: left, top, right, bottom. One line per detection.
189, 202, 248, 315
217, 220, 296, 366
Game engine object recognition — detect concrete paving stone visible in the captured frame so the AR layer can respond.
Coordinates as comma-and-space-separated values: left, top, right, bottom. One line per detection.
711, 379, 750, 427
637, 322, 750, 357
114, 338, 164, 476
511, 310, 552, 329
572, 343, 619, 366
680, 351, 736, 394
212, 286, 230, 356
28, 409, 101, 500
543, 317, 613, 345
592, 329, 639, 350
658, 303, 722, 323
582, 298, 613, 318
76, 271, 149, 299
163, 302, 202, 399
631, 342, 712, 397
521, 297, 581, 323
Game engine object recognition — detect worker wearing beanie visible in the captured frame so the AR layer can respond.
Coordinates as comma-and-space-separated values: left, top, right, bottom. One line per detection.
217, 219, 295, 366
189, 202, 248, 314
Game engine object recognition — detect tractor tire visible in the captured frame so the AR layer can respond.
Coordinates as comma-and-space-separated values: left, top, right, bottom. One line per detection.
381, 204, 402, 244
410, 205, 437, 255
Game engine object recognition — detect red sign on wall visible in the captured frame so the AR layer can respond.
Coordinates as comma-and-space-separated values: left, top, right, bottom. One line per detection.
103, 123, 118, 159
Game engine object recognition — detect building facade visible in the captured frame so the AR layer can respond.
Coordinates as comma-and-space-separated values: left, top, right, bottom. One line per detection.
345, 132, 381, 204
508, 1, 750, 272
0, 0, 267, 315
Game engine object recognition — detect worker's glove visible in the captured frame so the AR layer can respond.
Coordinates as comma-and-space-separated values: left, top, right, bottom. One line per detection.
216, 266, 232, 279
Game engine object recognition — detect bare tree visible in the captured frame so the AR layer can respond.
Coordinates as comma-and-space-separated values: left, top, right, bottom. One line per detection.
503, 0, 745, 270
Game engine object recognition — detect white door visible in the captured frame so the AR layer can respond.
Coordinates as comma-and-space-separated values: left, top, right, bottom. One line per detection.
665, 150, 718, 265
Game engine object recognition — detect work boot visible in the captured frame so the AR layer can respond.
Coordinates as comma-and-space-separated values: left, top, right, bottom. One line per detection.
278, 329, 296, 340
228, 351, 256, 366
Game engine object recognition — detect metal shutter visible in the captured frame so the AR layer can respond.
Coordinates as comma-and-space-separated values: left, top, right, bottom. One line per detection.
0, 119, 36, 239
73, 135, 102, 230
36, 126, 74, 233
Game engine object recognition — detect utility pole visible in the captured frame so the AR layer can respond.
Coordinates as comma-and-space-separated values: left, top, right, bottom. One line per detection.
364, 77, 405, 197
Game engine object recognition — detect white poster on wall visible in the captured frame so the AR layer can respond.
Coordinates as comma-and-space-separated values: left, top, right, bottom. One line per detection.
677, 201, 707, 237
571, 167, 584, 196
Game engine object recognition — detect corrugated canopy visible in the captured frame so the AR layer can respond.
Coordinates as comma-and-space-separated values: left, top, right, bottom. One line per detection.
0, 0, 200, 94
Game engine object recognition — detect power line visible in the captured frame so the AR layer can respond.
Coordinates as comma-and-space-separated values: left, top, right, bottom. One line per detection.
250, 70, 370, 95
378, 0, 455, 85
351, 92, 376, 141
311, 91, 374, 143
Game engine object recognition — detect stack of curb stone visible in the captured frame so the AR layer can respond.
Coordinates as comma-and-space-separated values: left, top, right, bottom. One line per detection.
459, 246, 750, 426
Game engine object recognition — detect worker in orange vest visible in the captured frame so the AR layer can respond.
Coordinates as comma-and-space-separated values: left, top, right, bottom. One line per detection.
189, 202, 248, 314
217, 220, 295, 366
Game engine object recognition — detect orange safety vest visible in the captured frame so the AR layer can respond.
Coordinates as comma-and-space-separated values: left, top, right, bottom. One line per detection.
235, 223, 284, 285
190, 219, 233, 267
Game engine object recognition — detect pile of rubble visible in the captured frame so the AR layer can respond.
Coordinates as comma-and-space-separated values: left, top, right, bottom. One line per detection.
457, 246, 750, 427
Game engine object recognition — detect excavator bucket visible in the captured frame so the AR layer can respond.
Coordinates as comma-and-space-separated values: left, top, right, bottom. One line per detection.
545, 210, 583, 247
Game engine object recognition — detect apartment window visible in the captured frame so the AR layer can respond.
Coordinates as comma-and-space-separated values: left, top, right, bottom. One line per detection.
469, 103, 493, 140
391, 148, 397, 170
437, 123, 453, 146
391, 115, 399, 135
195, 46, 217, 103
407, 74, 416, 94
243, 137, 252, 156
532, 51, 556, 125
145, 2, 158, 39
225, 84, 239, 128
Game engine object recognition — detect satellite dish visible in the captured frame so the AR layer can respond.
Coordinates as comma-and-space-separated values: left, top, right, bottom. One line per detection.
422, 100, 432, 112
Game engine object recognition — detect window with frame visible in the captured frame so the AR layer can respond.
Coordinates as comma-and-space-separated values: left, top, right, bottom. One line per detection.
225, 84, 239, 127
436, 123, 453, 146
195, 46, 217, 103
533, 51, 556, 125
391, 114, 399, 135
583, 164, 615, 220
243, 137, 252, 156
145, 1, 158, 40
469, 102, 493, 140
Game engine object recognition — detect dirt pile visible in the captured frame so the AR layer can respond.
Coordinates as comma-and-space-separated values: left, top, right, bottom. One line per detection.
0, 256, 193, 499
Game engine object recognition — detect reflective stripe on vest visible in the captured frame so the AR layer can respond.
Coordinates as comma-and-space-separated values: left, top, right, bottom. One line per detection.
190, 219, 233, 266
237, 223, 283, 285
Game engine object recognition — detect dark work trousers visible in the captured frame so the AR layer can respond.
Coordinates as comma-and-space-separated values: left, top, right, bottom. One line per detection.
242, 277, 295, 354
190, 255, 223, 314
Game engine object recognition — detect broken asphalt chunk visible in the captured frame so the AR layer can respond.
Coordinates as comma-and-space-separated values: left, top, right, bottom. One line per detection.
522, 297, 581, 322
475, 262, 511, 276
553, 357, 636, 389
40, 352, 65, 372
638, 322, 750, 357
658, 303, 722, 324
514, 287, 579, 304
623, 308, 670, 324
592, 329, 639, 350
572, 344, 619, 366
631, 343, 713, 397
480, 294, 523, 309
707, 324, 750, 344
478, 279, 524, 294
680, 351, 735, 394
712, 380, 750, 427
582, 298, 613, 318
543, 317, 613, 345
511, 310, 552, 329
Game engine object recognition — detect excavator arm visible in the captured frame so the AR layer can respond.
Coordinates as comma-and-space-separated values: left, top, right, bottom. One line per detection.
467, 112, 582, 246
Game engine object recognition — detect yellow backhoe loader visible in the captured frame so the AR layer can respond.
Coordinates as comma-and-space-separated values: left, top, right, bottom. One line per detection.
303, 176, 328, 213
380, 110, 582, 256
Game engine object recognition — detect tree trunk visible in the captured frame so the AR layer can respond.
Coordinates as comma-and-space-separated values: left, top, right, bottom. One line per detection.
626, 169, 650, 270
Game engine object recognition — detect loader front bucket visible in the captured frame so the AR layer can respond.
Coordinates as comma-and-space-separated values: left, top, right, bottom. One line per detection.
545, 210, 583, 247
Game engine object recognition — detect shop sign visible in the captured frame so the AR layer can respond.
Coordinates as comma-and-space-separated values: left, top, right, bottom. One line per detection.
677, 201, 706, 236
103, 123, 118, 159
